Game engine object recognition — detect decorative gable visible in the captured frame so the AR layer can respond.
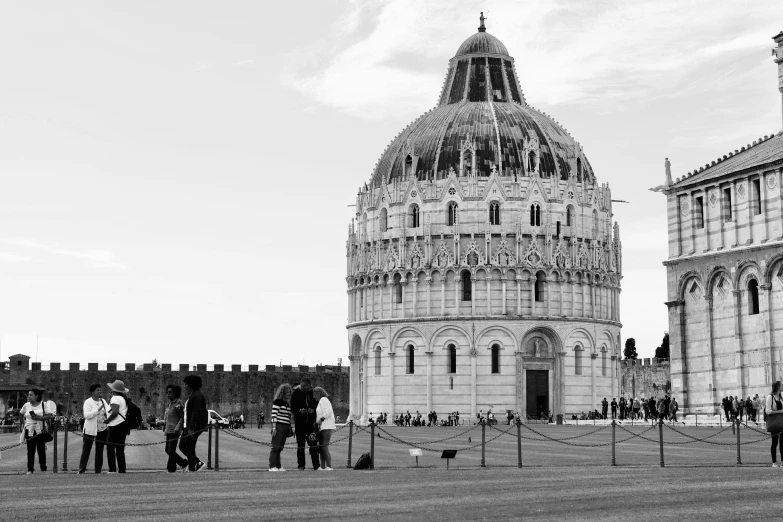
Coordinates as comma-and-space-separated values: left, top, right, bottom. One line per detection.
461, 239, 486, 266
491, 239, 516, 267
431, 241, 455, 268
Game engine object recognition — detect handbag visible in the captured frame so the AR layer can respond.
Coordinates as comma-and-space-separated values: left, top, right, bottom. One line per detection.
287, 424, 295, 438
39, 403, 54, 443
768, 396, 783, 433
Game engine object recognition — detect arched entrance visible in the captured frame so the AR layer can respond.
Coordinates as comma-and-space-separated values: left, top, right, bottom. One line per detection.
519, 328, 563, 421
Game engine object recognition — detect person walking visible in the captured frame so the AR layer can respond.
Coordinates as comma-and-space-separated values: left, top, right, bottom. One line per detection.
19, 389, 53, 474
291, 378, 319, 471
182, 375, 208, 472
105, 380, 130, 473
766, 381, 783, 467
78, 383, 109, 474
312, 386, 335, 471
269, 383, 293, 472
163, 385, 188, 473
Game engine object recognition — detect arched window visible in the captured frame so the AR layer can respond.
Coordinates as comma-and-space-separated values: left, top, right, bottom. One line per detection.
576, 158, 582, 183
448, 203, 458, 226
394, 273, 402, 304
406, 345, 415, 374
448, 344, 457, 373
489, 202, 500, 225
528, 151, 537, 172
404, 155, 413, 178
566, 205, 575, 227
461, 271, 472, 301
748, 279, 760, 315
574, 345, 583, 375
374, 347, 381, 375
411, 204, 420, 228
534, 272, 544, 302
380, 208, 388, 232
491, 344, 500, 374
530, 204, 541, 227
601, 347, 607, 377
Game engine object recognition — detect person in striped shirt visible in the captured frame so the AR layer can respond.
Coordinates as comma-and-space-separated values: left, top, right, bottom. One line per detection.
269, 383, 293, 471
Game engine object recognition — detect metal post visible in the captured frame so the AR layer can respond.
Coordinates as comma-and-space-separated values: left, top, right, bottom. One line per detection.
516, 420, 522, 468
695, 414, 698, 427
370, 422, 375, 470
346, 420, 353, 469
53, 429, 58, 474
215, 425, 219, 471
611, 420, 616, 466
62, 427, 68, 471
658, 419, 664, 468
207, 424, 213, 469
480, 421, 486, 467
736, 419, 742, 465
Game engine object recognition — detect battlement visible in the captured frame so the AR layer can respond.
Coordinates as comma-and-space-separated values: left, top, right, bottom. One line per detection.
620, 358, 669, 369
17, 359, 348, 374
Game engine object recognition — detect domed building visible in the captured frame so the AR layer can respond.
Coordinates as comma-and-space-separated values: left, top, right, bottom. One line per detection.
346, 15, 623, 423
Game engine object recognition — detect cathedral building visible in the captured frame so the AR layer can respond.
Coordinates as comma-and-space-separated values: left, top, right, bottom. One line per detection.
657, 31, 783, 413
346, 15, 623, 422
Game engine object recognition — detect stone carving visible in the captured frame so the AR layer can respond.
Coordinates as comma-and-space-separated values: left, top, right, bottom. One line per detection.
769, 174, 778, 189
462, 239, 485, 266
492, 239, 516, 266
432, 241, 455, 268
709, 190, 718, 208
680, 199, 690, 216
553, 237, 569, 268
408, 242, 424, 269
385, 245, 400, 271
523, 237, 545, 267
737, 182, 746, 200
577, 241, 590, 269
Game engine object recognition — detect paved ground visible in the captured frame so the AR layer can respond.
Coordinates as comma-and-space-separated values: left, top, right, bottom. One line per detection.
0, 422, 775, 472
1, 466, 781, 521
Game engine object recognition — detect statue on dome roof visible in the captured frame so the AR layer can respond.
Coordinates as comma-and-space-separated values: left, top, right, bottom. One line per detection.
479, 12, 487, 32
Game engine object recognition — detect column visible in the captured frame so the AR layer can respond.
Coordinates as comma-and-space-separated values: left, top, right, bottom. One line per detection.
426, 277, 432, 316
362, 354, 369, 420
689, 192, 696, 253
760, 174, 769, 242
470, 349, 477, 420
590, 282, 595, 319
441, 278, 446, 316
776, 169, 783, 240
545, 277, 551, 315
591, 352, 597, 411
610, 355, 616, 400
426, 351, 433, 414
570, 279, 575, 317
389, 282, 394, 319
412, 280, 418, 317
362, 285, 367, 320
501, 277, 507, 315
705, 295, 718, 412
347, 290, 353, 322
673, 194, 682, 256
581, 279, 586, 317
369, 283, 374, 320
516, 278, 521, 315
401, 281, 407, 318
471, 276, 476, 316
558, 276, 564, 316
530, 279, 536, 316
731, 180, 739, 247
763, 284, 776, 383
556, 351, 565, 418
717, 187, 725, 250
616, 288, 621, 323
703, 187, 711, 252
746, 177, 755, 244
732, 289, 744, 397
455, 274, 460, 314
349, 355, 359, 419
485, 276, 491, 315
515, 350, 523, 418
388, 352, 395, 417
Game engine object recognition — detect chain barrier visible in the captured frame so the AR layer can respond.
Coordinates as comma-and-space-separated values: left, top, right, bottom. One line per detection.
220, 423, 350, 450
520, 422, 655, 447
664, 422, 768, 446
374, 424, 479, 445
0, 429, 48, 452
375, 424, 511, 452
491, 423, 611, 442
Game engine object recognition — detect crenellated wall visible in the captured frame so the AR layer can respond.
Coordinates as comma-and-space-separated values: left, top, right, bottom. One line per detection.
619, 358, 671, 400
0, 355, 350, 421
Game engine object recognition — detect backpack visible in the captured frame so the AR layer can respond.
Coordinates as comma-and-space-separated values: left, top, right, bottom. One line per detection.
120, 397, 143, 432
354, 452, 372, 470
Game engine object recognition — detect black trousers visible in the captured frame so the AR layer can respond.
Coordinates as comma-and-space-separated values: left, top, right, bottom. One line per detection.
79, 429, 108, 473
182, 430, 202, 471
25, 431, 47, 472
295, 426, 320, 470
106, 425, 127, 473
772, 433, 783, 463
165, 432, 188, 472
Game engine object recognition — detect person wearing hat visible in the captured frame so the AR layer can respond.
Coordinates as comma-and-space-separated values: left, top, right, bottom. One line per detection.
104, 379, 130, 473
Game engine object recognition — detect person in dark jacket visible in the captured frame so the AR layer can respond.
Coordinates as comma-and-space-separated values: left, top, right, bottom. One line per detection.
290, 378, 319, 471
182, 375, 208, 472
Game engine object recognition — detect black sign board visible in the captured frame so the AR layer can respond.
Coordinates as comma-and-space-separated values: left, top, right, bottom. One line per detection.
441, 450, 457, 469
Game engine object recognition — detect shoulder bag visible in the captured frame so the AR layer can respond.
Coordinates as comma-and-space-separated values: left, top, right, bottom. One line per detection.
767, 395, 783, 433
40, 403, 54, 443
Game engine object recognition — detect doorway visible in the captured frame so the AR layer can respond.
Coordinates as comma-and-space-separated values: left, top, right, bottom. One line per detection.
526, 370, 549, 420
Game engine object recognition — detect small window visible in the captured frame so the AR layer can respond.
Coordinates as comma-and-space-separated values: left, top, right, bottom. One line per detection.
448, 203, 458, 226
461, 271, 472, 301
723, 187, 732, 223
381, 208, 388, 231
748, 279, 759, 315
411, 204, 420, 228
491, 344, 500, 374
576, 158, 582, 183
449, 377, 453, 390
752, 179, 762, 216
448, 344, 457, 373
489, 202, 500, 225
556, 221, 561, 236
601, 348, 607, 377
575, 345, 583, 375
530, 204, 541, 226
695, 196, 704, 229
534, 273, 544, 302
394, 274, 403, 304
406, 345, 415, 374
404, 155, 413, 178
528, 151, 537, 172
374, 348, 381, 375
566, 205, 575, 227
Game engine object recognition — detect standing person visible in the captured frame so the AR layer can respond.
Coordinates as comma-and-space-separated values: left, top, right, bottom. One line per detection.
766, 381, 783, 467
610, 398, 618, 420
312, 386, 335, 471
19, 389, 53, 474
105, 380, 130, 473
163, 385, 188, 473
78, 383, 109, 474
752, 395, 761, 423
290, 378, 319, 471
239, 413, 245, 429
601, 398, 608, 420
182, 375, 208, 472
633, 397, 641, 420
257, 412, 263, 429
269, 383, 293, 472
669, 398, 678, 422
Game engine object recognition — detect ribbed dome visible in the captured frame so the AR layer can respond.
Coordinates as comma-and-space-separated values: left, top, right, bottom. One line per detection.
455, 31, 509, 57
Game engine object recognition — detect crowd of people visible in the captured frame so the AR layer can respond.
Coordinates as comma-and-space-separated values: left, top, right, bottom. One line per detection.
578, 396, 681, 422
722, 395, 764, 422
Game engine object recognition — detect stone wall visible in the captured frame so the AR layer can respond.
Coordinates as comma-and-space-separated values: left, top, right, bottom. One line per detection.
0, 355, 350, 421
619, 358, 670, 400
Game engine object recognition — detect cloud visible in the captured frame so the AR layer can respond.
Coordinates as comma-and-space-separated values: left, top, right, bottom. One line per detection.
231, 59, 255, 68
284, 0, 780, 119
0, 237, 126, 269
0, 252, 31, 262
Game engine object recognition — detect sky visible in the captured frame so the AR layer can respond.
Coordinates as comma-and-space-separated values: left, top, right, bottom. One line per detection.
0, 1, 781, 367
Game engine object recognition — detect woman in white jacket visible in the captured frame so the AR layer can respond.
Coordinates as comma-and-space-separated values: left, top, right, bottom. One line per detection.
312, 387, 335, 471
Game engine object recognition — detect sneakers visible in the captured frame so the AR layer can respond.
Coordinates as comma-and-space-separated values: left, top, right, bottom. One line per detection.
773, 462, 780, 467
195, 461, 206, 472
269, 468, 278, 472
180, 465, 188, 472
26, 471, 33, 475
278, 468, 286, 472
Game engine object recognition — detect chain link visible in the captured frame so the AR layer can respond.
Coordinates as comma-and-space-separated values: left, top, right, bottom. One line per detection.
664, 422, 768, 446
